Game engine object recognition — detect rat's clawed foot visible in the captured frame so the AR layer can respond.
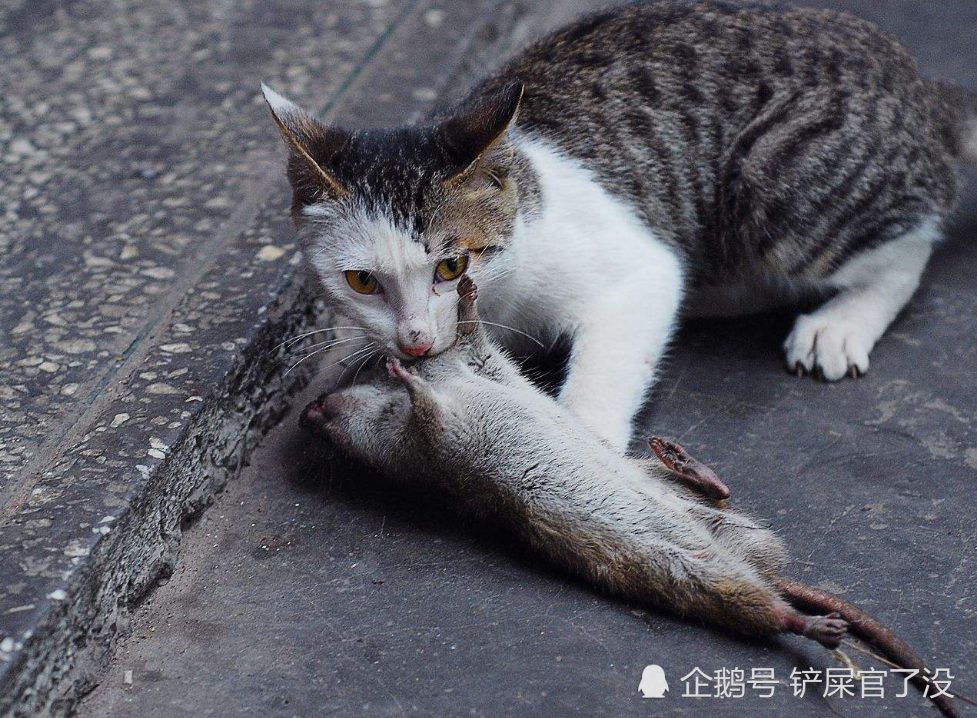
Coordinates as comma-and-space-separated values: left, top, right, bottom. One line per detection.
457, 275, 477, 303
386, 357, 427, 394
803, 613, 848, 649
386, 356, 419, 381
456, 276, 480, 336
386, 357, 441, 425
648, 437, 731, 500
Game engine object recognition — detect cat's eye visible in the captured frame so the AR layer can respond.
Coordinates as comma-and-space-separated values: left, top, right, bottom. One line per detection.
435, 255, 469, 282
345, 270, 381, 295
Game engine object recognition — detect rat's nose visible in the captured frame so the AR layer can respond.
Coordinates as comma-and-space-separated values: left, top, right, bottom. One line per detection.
398, 341, 433, 357
300, 392, 353, 434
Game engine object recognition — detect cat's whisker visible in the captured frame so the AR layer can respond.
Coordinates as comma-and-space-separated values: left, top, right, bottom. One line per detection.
347, 347, 382, 388
287, 335, 369, 356
273, 326, 371, 352
317, 343, 379, 376
457, 319, 545, 348
284, 339, 373, 377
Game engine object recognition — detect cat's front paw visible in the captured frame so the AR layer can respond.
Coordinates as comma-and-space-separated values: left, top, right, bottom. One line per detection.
784, 314, 871, 381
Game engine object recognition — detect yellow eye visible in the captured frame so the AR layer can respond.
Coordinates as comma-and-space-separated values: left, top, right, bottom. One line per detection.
344, 270, 380, 295
435, 255, 469, 282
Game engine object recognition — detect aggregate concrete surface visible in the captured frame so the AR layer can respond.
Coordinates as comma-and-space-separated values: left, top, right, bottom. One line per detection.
1, 0, 534, 713
76, 1, 976, 717
3, 0, 976, 716
0, 0, 595, 713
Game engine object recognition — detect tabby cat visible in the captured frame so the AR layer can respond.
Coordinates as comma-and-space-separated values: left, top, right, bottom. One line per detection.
264, 1, 977, 452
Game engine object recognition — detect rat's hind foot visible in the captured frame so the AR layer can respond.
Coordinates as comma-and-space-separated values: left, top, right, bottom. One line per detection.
648, 437, 731, 500
802, 613, 848, 648
456, 276, 481, 337
779, 608, 848, 648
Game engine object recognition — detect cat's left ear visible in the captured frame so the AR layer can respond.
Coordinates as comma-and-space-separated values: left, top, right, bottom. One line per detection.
261, 84, 350, 205
441, 83, 524, 187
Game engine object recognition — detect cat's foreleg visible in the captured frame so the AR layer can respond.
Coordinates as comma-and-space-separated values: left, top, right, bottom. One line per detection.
558, 266, 683, 453
784, 219, 938, 381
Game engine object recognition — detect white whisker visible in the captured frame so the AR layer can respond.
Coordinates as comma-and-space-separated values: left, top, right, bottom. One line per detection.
284, 339, 373, 377
273, 326, 371, 352
288, 335, 368, 355
347, 347, 382, 387
318, 343, 378, 376
457, 319, 545, 348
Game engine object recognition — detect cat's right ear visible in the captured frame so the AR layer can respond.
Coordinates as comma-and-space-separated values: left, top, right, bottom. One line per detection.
261, 84, 350, 205
441, 83, 524, 186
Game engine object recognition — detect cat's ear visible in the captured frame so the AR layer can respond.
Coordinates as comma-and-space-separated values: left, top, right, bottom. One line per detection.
441, 83, 524, 186
261, 84, 350, 205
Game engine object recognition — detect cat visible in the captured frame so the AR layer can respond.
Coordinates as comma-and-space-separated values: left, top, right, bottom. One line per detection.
263, 1, 977, 453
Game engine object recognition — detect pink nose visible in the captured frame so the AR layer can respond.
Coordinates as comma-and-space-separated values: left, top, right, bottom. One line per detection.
399, 341, 433, 357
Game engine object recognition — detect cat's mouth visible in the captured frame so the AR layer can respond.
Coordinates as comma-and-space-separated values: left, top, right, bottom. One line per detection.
389, 335, 453, 362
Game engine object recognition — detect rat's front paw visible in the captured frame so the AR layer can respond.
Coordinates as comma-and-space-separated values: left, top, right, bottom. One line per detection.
386, 357, 419, 381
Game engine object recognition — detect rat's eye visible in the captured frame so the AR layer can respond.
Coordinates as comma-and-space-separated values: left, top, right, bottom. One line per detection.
345, 270, 381, 295
435, 255, 469, 282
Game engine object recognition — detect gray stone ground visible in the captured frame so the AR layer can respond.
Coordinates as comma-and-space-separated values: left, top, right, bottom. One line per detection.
0, 0, 974, 716
76, 2, 977, 718
0, 0, 547, 713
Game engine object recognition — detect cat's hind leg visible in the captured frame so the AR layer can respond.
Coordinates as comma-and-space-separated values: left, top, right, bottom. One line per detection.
784, 218, 939, 381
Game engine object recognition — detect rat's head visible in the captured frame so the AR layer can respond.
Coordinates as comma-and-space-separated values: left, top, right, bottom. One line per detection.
301, 279, 493, 471
262, 83, 523, 361
301, 381, 411, 470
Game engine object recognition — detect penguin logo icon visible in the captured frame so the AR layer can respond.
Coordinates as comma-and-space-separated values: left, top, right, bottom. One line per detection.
638, 664, 668, 698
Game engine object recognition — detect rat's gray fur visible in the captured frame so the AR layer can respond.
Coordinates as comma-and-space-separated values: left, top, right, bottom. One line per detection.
303, 282, 962, 716
307, 285, 835, 642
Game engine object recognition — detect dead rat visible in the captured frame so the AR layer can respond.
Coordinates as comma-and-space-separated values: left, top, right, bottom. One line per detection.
302, 277, 961, 718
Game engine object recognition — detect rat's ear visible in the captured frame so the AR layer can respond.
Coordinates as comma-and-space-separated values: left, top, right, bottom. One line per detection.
261, 84, 350, 206
441, 83, 523, 187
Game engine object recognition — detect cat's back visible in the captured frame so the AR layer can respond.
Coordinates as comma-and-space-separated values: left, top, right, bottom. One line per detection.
487, 1, 917, 138
472, 1, 951, 281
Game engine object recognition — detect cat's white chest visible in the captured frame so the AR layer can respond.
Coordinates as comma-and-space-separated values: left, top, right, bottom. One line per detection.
478, 137, 685, 345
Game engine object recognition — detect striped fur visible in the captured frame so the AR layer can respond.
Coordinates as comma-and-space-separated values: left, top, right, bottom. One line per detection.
475, 1, 968, 286
266, 1, 977, 449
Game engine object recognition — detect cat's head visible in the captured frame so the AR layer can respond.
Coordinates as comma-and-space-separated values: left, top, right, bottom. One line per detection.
262, 83, 524, 360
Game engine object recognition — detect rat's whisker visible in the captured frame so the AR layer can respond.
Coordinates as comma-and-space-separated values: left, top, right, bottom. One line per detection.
457, 320, 545, 348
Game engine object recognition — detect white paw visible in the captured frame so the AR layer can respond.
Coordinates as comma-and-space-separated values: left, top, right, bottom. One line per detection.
784, 314, 872, 381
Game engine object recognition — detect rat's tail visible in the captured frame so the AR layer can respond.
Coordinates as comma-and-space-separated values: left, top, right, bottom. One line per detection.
928, 79, 977, 165
776, 578, 962, 718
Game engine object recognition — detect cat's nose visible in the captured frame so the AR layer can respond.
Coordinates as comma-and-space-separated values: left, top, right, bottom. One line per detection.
398, 341, 433, 357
